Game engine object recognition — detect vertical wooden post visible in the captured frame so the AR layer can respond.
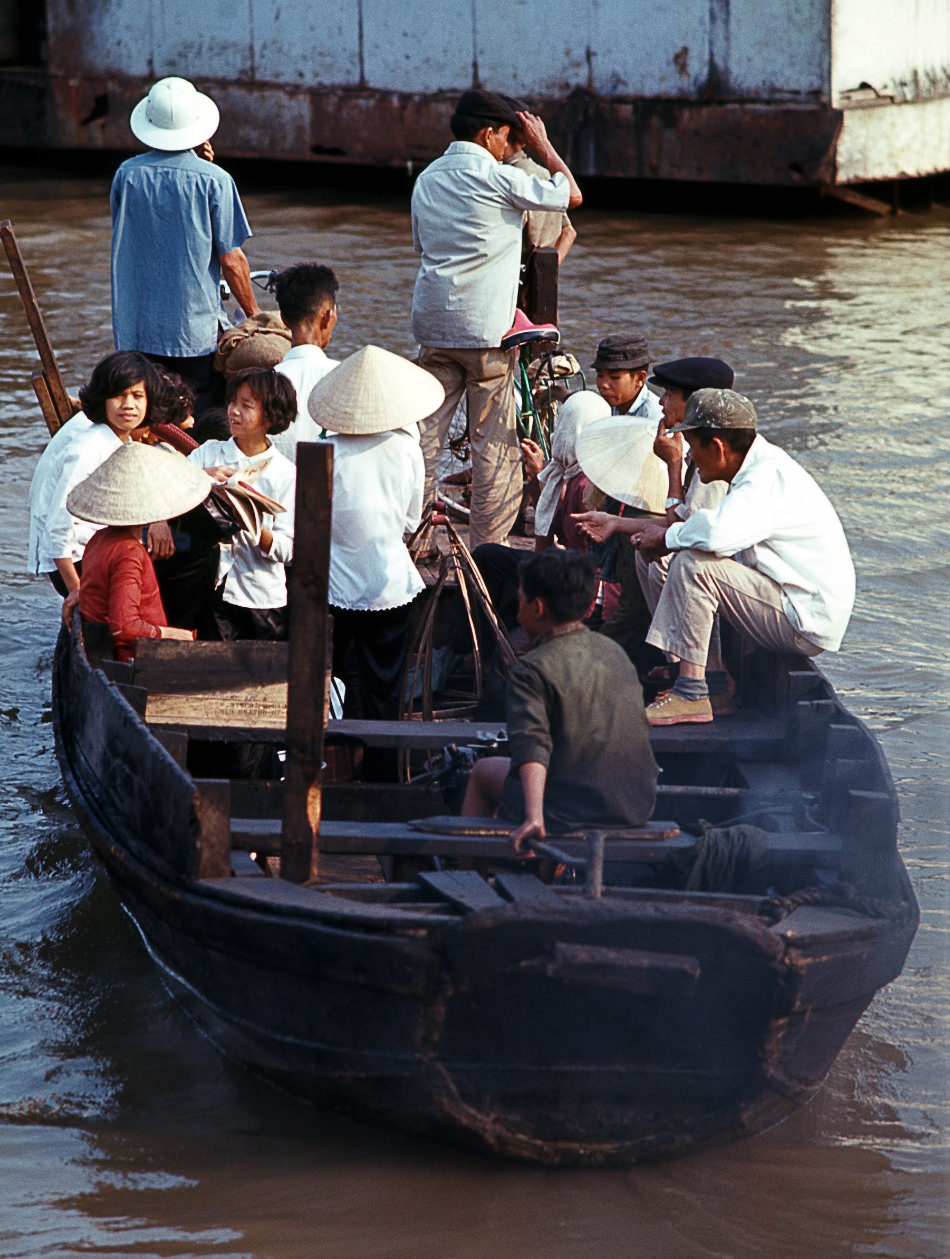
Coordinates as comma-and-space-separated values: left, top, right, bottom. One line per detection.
281, 441, 333, 884
193, 779, 233, 880
1, 220, 73, 429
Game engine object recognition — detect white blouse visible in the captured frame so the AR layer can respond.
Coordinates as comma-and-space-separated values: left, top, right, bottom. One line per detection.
328, 429, 425, 611
188, 437, 296, 609
28, 414, 123, 574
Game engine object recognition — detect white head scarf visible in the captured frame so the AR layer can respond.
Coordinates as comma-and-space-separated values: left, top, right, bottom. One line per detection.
534, 391, 610, 537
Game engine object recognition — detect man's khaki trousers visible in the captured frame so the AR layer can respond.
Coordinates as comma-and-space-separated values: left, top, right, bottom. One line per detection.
646, 549, 822, 667
418, 346, 521, 550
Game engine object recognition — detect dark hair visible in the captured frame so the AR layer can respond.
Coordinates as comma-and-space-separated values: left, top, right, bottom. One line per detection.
450, 112, 496, 142
149, 367, 195, 426
688, 426, 757, 458
519, 549, 597, 624
225, 367, 297, 435
274, 263, 339, 326
78, 351, 160, 425
191, 406, 231, 444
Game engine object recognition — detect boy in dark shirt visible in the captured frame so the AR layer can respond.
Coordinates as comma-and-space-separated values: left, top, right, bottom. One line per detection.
461, 549, 657, 854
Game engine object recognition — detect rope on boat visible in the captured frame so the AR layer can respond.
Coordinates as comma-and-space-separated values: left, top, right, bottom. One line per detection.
758, 882, 914, 925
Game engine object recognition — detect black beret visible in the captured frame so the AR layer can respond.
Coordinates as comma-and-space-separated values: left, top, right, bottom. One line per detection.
452, 90, 520, 128
590, 331, 651, 372
648, 357, 735, 393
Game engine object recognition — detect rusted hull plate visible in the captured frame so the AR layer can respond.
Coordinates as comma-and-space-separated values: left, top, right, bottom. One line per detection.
0, 70, 853, 185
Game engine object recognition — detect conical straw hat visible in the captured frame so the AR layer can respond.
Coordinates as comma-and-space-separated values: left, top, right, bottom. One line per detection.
575, 413, 669, 513
66, 440, 212, 526
549, 390, 611, 466
307, 344, 445, 435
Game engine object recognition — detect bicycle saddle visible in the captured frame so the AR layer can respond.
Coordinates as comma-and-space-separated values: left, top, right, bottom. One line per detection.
500, 307, 560, 350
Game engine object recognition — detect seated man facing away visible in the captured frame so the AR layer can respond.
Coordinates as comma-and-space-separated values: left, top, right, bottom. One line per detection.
631, 388, 855, 726
462, 549, 658, 855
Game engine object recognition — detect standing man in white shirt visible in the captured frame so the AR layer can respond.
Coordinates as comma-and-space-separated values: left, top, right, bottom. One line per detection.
411, 90, 582, 550
627, 388, 855, 726
272, 262, 340, 459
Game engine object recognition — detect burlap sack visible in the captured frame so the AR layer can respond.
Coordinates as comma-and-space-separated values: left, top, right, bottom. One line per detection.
214, 311, 292, 374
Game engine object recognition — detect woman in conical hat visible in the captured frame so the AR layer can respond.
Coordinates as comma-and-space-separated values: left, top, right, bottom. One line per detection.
306, 345, 444, 779
64, 441, 212, 660
473, 390, 615, 634
533, 389, 611, 545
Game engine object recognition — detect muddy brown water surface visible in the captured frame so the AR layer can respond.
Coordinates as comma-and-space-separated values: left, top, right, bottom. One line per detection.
1, 166, 948, 1257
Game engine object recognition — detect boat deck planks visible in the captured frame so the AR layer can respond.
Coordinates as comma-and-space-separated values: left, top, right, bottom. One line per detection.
417, 869, 508, 912
493, 871, 566, 909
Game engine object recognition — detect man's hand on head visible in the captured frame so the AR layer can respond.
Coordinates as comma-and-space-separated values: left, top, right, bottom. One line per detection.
517, 112, 549, 151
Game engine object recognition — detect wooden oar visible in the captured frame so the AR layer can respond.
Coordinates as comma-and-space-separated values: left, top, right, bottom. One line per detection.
1, 219, 73, 434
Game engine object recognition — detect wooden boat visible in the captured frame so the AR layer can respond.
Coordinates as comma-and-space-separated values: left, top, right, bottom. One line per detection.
50, 447, 918, 1166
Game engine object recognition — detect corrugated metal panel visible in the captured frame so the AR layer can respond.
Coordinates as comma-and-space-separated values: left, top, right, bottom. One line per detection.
46, 0, 832, 101
363, 0, 474, 91
719, 0, 829, 98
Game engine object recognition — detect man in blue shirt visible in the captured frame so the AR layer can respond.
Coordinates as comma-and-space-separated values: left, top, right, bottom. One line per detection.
111, 77, 260, 417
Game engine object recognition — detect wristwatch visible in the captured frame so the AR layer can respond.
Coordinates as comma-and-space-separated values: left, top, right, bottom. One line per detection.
664, 496, 684, 510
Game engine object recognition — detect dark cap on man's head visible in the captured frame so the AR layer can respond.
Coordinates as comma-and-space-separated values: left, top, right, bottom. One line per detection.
648, 357, 734, 394
590, 331, 651, 372
501, 94, 531, 134
670, 388, 757, 434
452, 90, 521, 129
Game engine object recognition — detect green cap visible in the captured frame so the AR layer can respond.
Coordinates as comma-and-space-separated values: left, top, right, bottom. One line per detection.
669, 387, 757, 433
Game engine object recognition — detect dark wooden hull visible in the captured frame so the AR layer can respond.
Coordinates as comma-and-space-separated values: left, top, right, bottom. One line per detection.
51, 626, 918, 1165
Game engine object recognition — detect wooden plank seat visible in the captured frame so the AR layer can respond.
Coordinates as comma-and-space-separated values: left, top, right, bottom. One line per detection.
405, 815, 680, 840
132, 639, 288, 731
227, 816, 696, 865
123, 641, 787, 760
224, 813, 840, 872
131, 641, 509, 747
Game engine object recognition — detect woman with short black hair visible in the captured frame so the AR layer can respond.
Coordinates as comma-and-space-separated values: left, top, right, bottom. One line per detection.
29, 350, 160, 597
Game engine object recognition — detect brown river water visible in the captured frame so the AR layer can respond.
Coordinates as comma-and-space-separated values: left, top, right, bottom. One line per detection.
1, 165, 948, 1257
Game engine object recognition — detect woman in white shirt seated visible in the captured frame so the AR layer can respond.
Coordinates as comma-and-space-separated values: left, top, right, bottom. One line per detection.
29, 351, 161, 598
306, 346, 444, 780
187, 367, 297, 642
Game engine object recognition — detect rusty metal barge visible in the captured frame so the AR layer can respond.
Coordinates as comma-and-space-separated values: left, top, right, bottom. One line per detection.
50, 447, 918, 1165
2, 0, 948, 187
